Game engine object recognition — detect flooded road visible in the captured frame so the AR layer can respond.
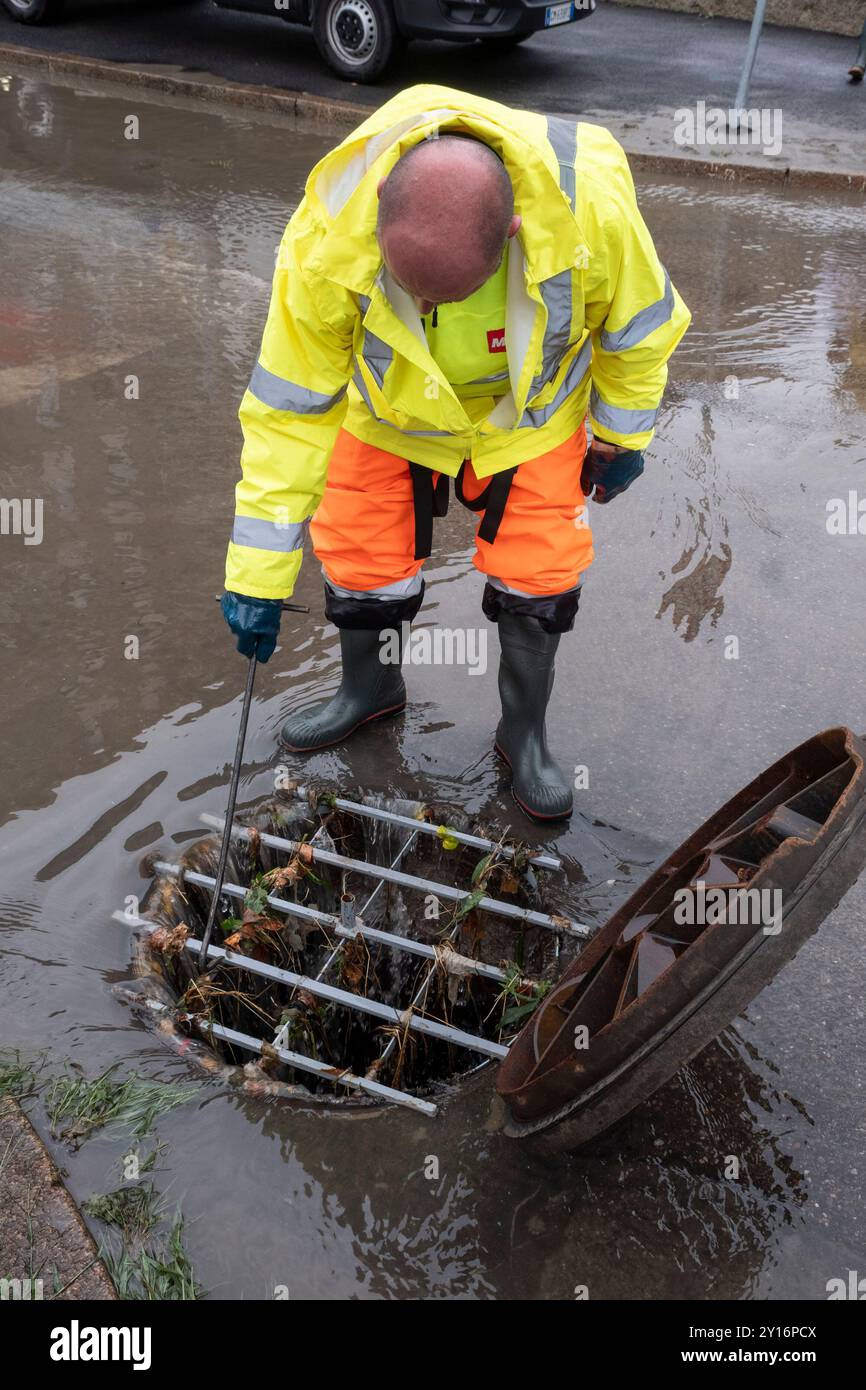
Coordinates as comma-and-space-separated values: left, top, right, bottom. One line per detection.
1, 67, 865, 1300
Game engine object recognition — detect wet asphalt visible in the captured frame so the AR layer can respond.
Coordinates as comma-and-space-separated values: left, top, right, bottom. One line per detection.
0, 0, 863, 126
0, 64, 865, 1299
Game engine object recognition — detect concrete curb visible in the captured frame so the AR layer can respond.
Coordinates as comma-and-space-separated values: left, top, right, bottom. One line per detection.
1, 41, 864, 195
0, 42, 369, 126
0, 1096, 117, 1301
613, 148, 866, 193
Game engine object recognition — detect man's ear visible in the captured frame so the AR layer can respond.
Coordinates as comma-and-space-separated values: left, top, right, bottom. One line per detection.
377, 177, 386, 198
507, 214, 522, 239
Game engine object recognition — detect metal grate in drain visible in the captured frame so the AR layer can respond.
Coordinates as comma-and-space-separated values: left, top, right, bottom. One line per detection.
119, 798, 589, 1116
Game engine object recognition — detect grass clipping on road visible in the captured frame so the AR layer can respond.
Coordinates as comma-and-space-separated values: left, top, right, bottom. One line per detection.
85, 1186, 201, 1301
1, 1051, 202, 1299
45, 1066, 196, 1143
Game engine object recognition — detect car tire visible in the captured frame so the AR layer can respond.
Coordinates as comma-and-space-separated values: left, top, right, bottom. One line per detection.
312, 0, 400, 82
2, 0, 64, 22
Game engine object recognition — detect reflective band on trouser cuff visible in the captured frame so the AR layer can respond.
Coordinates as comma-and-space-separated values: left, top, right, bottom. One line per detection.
481, 580, 582, 635
249, 361, 347, 415
519, 339, 592, 429
487, 576, 581, 600
324, 574, 424, 602
232, 516, 309, 553
546, 114, 578, 210
600, 270, 674, 352
589, 389, 658, 438
323, 577, 426, 631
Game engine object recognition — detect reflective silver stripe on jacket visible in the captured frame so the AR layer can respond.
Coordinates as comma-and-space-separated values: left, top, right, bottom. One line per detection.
546, 115, 578, 211
357, 295, 395, 390
325, 573, 423, 601
361, 327, 394, 390
532, 117, 579, 395
589, 388, 658, 436
519, 338, 592, 429
466, 370, 511, 386
249, 361, 347, 415
600, 269, 674, 353
531, 267, 574, 396
232, 516, 309, 553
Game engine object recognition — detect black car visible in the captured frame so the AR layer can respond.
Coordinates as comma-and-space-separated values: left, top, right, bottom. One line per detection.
3, 1, 595, 82
239, 1, 596, 81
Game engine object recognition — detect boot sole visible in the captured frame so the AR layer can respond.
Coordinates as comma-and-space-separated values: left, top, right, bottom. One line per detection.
494, 742, 573, 823
280, 701, 406, 754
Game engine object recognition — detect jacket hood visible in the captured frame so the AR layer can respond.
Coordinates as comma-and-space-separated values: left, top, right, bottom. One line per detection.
303, 85, 584, 296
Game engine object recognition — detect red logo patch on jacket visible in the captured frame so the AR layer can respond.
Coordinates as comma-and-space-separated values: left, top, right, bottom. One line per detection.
487, 328, 507, 354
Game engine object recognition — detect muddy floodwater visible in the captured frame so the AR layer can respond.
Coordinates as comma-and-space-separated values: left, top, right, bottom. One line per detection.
1, 68, 865, 1300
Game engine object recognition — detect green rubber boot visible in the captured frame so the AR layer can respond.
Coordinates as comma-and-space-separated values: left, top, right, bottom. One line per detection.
280, 627, 406, 752
494, 613, 573, 821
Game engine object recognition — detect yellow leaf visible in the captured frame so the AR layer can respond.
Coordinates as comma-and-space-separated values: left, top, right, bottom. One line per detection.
436, 825, 459, 851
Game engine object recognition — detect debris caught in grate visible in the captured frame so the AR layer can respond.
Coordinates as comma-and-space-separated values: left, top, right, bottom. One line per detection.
117, 791, 590, 1116
116, 728, 866, 1149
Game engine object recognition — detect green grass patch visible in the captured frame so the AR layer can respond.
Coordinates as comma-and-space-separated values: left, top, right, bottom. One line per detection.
45, 1068, 196, 1142
0, 1049, 44, 1101
496, 962, 552, 1029
84, 1183, 163, 1243
102, 1211, 201, 1301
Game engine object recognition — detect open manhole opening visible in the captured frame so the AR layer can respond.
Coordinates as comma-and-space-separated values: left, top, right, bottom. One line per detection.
120, 729, 866, 1145
127, 791, 586, 1113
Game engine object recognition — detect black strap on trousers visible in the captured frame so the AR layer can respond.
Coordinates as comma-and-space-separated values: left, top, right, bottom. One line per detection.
454, 461, 518, 544
408, 460, 518, 560
408, 463, 451, 560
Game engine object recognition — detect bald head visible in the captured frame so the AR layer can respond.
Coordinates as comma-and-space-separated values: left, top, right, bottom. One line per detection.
377, 135, 518, 312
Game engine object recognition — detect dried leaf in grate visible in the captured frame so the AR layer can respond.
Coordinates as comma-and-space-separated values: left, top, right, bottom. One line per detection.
339, 935, 369, 993
225, 908, 302, 959
150, 923, 190, 957
434, 940, 477, 1006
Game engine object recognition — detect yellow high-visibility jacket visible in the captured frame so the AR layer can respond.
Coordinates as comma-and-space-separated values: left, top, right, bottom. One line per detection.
225, 85, 691, 600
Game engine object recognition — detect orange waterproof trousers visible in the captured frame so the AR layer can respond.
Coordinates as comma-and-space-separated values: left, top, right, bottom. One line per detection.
310, 425, 594, 601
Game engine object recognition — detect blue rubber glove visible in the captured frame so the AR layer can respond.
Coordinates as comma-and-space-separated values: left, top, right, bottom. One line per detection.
581, 445, 645, 505
221, 591, 282, 663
